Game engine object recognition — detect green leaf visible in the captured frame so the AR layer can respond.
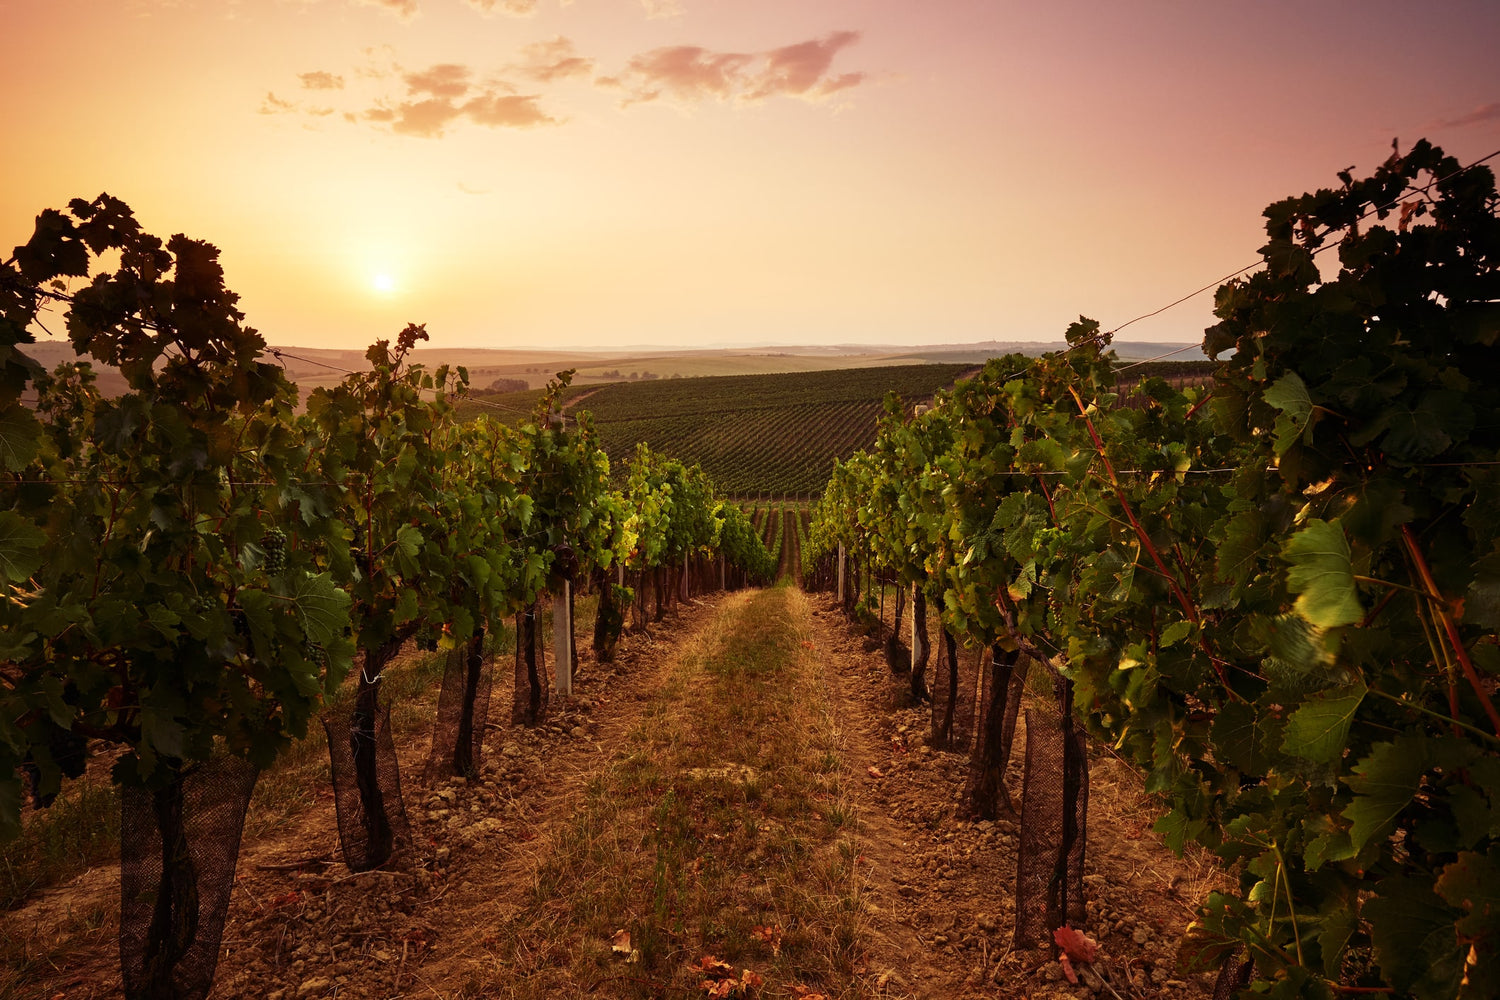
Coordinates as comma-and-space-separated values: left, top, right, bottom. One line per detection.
1209, 699, 1270, 774
0, 511, 46, 584
1364, 875, 1464, 1000
1284, 518, 1362, 628
1281, 681, 1365, 764
1159, 619, 1193, 648
0, 405, 41, 472
289, 572, 351, 647
139, 705, 186, 761
1263, 371, 1312, 455
1344, 734, 1428, 851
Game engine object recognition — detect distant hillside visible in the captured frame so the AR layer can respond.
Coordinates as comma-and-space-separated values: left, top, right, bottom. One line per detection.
461, 364, 975, 496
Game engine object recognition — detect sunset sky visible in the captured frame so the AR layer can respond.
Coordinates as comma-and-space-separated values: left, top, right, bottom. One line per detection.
3, 0, 1498, 351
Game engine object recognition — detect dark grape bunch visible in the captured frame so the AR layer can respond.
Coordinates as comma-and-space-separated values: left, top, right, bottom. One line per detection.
261, 527, 287, 574
301, 640, 328, 669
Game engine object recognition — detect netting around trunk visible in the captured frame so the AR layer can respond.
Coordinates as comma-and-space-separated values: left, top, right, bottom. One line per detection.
930, 628, 978, 750
1013, 688, 1090, 950
1212, 947, 1253, 1000
324, 696, 412, 872
119, 756, 260, 1000
425, 630, 492, 784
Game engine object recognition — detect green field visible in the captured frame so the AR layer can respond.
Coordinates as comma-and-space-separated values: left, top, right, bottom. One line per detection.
461, 364, 972, 495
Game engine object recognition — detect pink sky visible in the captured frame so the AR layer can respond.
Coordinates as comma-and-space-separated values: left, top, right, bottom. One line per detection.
2, 0, 1497, 350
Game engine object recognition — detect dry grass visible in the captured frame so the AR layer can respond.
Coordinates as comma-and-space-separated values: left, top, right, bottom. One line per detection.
467, 586, 865, 999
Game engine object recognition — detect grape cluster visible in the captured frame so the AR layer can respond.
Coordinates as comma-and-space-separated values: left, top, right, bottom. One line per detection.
261, 527, 287, 574
301, 640, 328, 669
192, 595, 217, 614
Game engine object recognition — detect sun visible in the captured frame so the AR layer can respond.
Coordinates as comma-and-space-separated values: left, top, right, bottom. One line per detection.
371, 272, 396, 294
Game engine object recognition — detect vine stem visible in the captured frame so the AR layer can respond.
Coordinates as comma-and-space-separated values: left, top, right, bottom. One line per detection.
1399, 524, 1500, 739
1067, 387, 1236, 695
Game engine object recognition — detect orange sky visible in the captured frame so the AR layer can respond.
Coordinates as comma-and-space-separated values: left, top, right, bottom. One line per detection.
3, 0, 1498, 351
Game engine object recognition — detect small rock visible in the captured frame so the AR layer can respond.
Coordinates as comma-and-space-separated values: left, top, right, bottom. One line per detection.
1132, 925, 1152, 945
297, 978, 332, 998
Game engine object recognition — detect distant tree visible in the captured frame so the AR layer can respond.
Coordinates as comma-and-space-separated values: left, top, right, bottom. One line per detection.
485, 376, 528, 393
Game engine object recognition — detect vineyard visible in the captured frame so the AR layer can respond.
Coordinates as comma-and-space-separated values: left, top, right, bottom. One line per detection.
1, 139, 1497, 1000
467, 365, 974, 496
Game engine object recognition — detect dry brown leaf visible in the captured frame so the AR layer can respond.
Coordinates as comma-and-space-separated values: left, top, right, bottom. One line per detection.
610, 928, 631, 954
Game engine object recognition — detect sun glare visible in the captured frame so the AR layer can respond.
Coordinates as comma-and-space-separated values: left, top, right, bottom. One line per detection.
371, 272, 396, 294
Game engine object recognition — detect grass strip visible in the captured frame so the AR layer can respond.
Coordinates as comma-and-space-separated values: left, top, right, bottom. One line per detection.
484, 586, 862, 999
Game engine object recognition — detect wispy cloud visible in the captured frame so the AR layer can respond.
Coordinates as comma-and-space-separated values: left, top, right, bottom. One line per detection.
1437, 101, 1500, 129
259, 91, 296, 114
299, 71, 345, 90
605, 31, 865, 107
358, 63, 557, 136
515, 36, 594, 82
639, 0, 683, 18
463, 0, 539, 14
355, 0, 418, 19
404, 63, 472, 99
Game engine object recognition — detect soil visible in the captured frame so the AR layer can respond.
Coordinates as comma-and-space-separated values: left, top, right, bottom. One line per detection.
2, 588, 1226, 1000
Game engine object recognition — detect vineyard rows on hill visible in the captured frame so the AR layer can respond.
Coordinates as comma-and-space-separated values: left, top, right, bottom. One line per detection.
468, 364, 972, 494
808, 143, 1500, 999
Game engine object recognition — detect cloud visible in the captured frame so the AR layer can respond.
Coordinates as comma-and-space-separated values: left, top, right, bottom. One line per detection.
357, 63, 557, 136
404, 63, 472, 98
610, 31, 865, 107
464, 93, 556, 128
515, 36, 594, 82
464, 0, 539, 13
356, 0, 418, 19
1438, 102, 1500, 129
639, 0, 683, 17
259, 91, 296, 114
299, 70, 345, 90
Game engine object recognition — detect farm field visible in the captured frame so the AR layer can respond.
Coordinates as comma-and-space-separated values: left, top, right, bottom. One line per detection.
465, 364, 974, 495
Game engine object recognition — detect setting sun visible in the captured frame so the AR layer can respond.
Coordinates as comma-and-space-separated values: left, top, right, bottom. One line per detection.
371, 273, 396, 295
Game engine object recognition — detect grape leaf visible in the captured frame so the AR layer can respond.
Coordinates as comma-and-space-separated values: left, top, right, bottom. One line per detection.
0, 511, 46, 584
1284, 519, 1362, 628
0, 406, 40, 472
1282, 682, 1365, 763
290, 572, 352, 647
1263, 371, 1313, 455
1364, 875, 1464, 1000
1344, 734, 1428, 851
1209, 700, 1271, 774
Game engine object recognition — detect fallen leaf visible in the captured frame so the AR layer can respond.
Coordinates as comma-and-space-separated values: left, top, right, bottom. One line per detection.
1054, 924, 1099, 963
866, 766, 885, 779
741, 969, 764, 988
751, 923, 784, 956
610, 929, 631, 954
699, 955, 734, 975
791, 987, 829, 1000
